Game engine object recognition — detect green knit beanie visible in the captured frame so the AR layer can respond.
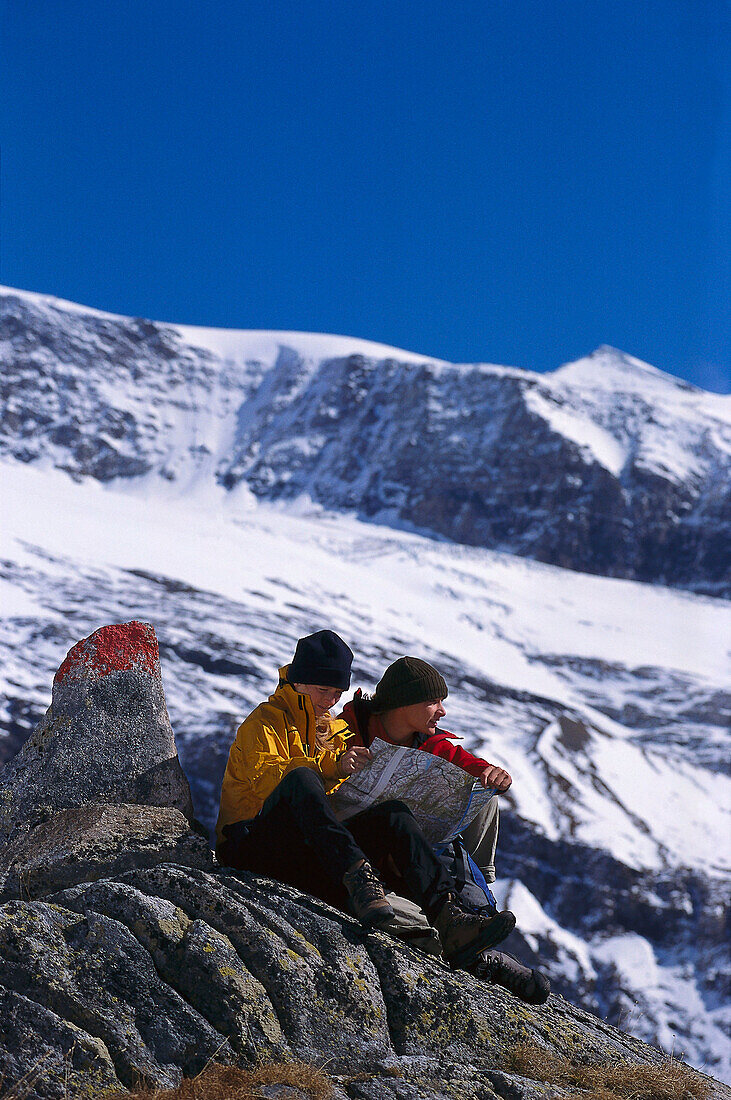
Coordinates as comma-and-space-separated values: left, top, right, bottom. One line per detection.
371, 657, 448, 713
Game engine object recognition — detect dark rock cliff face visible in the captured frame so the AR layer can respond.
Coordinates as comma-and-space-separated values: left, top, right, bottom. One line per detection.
0, 623, 728, 1100
2, 288, 729, 595
221, 350, 730, 595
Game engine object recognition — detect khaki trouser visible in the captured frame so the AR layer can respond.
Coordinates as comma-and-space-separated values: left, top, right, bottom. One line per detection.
382, 892, 443, 954
383, 798, 500, 948
460, 794, 499, 884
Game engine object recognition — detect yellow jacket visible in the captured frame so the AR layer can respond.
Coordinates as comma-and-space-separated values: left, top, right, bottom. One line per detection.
216, 667, 349, 842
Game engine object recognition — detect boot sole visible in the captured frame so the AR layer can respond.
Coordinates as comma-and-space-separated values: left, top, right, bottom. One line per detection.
447, 910, 516, 970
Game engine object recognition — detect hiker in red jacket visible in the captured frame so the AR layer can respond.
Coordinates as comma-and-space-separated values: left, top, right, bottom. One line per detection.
341, 656, 509, 885
342, 656, 550, 1005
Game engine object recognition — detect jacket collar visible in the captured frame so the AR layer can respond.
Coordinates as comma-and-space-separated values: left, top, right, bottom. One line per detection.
272, 665, 317, 725
266, 666, 315, 755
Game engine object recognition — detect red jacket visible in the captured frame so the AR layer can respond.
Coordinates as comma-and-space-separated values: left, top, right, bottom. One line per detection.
340, 691, 494, 779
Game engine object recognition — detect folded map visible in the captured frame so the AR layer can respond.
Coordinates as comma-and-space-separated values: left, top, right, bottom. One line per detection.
328, 738, 498, 846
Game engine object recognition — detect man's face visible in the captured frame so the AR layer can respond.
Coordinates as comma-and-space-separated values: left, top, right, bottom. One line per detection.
398, 698, 446, 737
294, 683, 343, 717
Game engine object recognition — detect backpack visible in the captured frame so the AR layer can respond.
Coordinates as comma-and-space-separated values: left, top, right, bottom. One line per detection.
435, 836, 498, 913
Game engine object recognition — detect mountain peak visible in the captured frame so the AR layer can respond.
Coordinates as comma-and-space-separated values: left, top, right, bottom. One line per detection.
552, 345, 698, 394
1, 283, 729, 596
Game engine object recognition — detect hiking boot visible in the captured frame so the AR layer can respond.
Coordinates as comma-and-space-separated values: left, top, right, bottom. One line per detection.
472, 949, 551, 1005
433, 898, 516, 970
342, 861, 395, 927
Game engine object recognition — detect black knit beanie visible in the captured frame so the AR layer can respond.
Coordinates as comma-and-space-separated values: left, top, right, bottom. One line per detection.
371, 657, 448, 713
288, 630, 353, 689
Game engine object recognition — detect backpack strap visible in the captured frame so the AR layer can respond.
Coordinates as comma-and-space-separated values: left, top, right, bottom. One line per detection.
452, 838, 468, 892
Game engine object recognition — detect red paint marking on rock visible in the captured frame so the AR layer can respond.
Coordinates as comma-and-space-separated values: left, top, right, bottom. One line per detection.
55, 622, 159, 684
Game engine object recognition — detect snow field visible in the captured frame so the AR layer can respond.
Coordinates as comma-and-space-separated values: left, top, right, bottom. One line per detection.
1, 459, 728, 877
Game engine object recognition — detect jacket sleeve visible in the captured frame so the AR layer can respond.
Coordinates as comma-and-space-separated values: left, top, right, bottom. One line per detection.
427, 736, 494, 779
221, 718, 318, 823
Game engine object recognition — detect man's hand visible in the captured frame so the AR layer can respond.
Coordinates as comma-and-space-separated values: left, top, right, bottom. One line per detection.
479, 765, 512, 792
337, 745, 372, 777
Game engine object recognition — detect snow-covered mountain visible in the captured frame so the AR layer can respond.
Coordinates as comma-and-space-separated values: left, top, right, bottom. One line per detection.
1, 287, 729, 1080
2, 286, 729, 594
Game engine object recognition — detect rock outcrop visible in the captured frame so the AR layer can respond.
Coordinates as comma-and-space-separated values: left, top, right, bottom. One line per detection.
0, 620, 194, 846
0, 623, 727, 1100
6, 864, 722, 1100
0, 803, 212, 901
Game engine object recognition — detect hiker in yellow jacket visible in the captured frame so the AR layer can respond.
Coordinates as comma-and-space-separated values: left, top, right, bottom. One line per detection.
216, 668, 351, 829
216, 630, 516, 970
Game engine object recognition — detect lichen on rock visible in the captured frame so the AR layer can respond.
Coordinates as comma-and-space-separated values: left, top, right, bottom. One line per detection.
0, 802, 212, 901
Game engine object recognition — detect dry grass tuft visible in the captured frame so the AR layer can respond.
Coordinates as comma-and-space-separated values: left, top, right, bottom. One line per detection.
103, 1061, 333, 1100
505, 1042, 711, 1099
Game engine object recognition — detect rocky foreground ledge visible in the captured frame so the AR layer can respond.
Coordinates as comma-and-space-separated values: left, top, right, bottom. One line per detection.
0, 623, 726, 1100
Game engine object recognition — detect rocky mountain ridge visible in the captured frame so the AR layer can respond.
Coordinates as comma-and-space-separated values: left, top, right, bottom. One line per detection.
2, 285, 729, 594
0, 622, 726, 1100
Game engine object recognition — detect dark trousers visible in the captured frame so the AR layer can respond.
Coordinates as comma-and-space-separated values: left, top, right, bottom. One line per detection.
217, 766, 453, 920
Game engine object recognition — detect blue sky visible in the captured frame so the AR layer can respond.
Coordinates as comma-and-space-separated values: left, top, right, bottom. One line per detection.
2, 0, 728, 390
